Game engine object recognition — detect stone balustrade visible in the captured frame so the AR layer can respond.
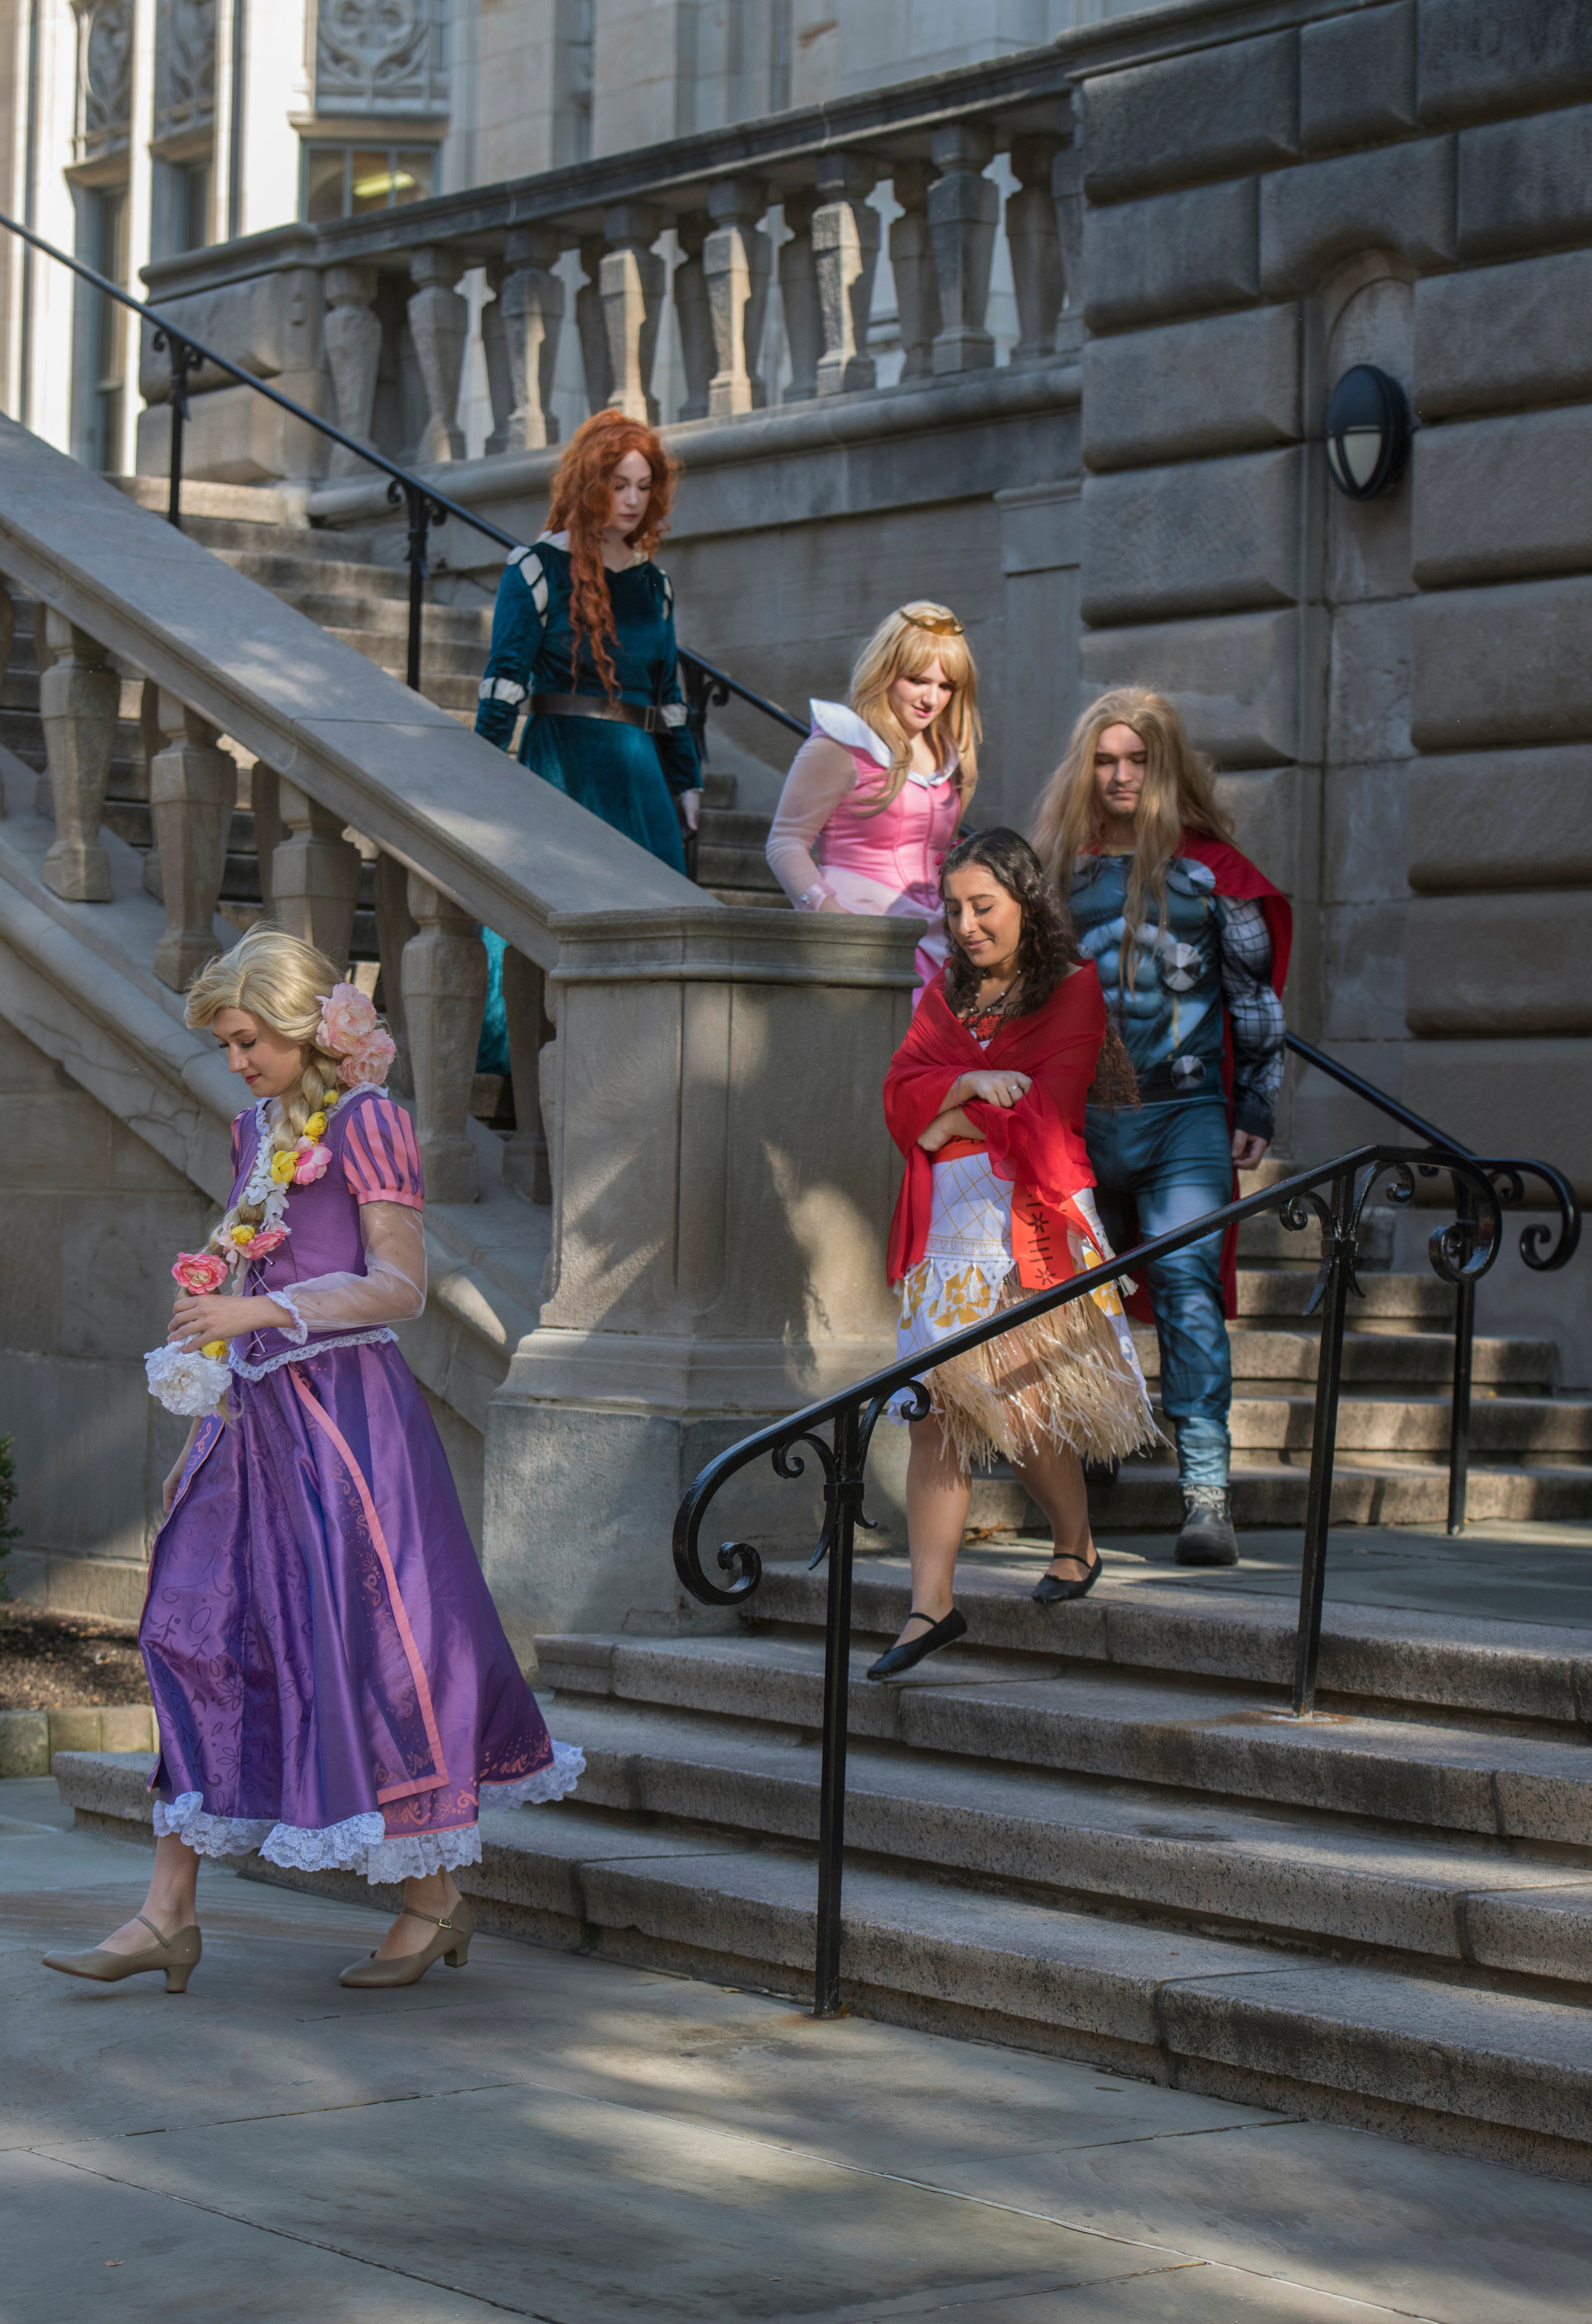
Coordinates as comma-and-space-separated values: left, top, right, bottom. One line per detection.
138, 66, 1078, 486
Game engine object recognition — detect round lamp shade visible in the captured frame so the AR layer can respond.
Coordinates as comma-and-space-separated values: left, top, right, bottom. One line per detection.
1324, 364, 1410, 500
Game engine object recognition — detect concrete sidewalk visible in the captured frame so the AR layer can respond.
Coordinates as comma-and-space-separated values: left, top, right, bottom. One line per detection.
7, 1776, 1592, 2322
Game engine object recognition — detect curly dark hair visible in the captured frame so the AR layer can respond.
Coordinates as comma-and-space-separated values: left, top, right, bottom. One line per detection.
940, 827, 1139, 1107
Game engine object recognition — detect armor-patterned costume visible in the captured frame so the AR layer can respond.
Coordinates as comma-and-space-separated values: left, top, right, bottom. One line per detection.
1072, 840, 1291, 1494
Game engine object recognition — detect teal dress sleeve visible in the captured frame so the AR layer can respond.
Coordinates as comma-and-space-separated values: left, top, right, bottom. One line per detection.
651, 568, 701, 802
474, 547, 548, 751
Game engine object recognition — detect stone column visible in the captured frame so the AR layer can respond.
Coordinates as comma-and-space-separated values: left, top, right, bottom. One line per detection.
600, 205, 665, 425
887, 161, 941, 384
492, 227, 565, 452
1051, 136, 1083, 313
672, 212, 714, 422
575, 236, 613, 414
928, 122, 998, 374
705, 177, 770, 418
402, 873, 486, 1205
322, 264, 382, 478
39, 613, 118, 903
148, 693, 234, 990
407, 245, 469, 463
777, 189, 820, 403
501, 945, 554, 1203
373, 851, 418, 1093
813, 155, 879, 396
1007, 134, 1063, 367
271, 780, 360, 966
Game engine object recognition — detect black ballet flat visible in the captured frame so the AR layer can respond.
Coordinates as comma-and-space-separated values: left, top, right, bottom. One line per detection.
1032, 1550, 1103, 1605
865, 1608, 968, 1682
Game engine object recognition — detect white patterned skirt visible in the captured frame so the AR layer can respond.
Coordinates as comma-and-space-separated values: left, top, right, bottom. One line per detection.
893, 1151, 1158, 1471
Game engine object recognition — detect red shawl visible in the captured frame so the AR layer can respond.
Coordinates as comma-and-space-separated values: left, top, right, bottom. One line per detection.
884, 967, 1107, 1288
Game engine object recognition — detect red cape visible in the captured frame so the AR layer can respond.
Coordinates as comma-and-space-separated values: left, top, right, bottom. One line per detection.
884, 968, 1106, 1287
1119, 833, 1293, 1322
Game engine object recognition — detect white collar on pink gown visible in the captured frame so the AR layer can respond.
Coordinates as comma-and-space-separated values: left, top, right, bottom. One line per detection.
809, 698, 958, 789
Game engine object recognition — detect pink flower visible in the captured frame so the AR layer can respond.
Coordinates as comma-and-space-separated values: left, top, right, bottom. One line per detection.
172, 1251, 229, 1295
337, 1027, 397, 1088
316, 982, 379, 1056
293, 1141, 332, 1185
248, 1227, 288, 1259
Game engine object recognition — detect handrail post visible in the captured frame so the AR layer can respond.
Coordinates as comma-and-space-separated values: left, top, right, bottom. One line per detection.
813, 1400, 862, 2018
1447, 1176, 1476, 1537
1291, 1170, 1356, 1717
395, 480, 442, 695
156, 329, 201, 530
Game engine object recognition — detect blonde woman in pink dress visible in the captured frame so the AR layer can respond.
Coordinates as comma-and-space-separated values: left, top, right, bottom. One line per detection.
765, 603, 977, 992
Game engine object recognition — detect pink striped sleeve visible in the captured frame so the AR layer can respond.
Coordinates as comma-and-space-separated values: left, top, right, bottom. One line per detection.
340, 1095, 424, 1209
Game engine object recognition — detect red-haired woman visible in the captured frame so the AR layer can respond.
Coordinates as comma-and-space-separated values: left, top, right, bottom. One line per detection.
474, 408, 701, 871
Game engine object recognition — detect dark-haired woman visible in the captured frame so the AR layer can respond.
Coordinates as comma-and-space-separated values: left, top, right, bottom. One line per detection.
871, 829, 1157, 1680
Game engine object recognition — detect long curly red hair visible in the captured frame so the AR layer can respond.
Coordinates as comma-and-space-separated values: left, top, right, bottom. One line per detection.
546, 409, 680, 696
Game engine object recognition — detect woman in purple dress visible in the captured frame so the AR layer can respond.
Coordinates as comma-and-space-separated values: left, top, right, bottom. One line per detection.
41, 927, 579, 1995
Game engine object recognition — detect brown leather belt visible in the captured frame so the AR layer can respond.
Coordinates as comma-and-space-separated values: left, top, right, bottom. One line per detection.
530, 691, 680, 735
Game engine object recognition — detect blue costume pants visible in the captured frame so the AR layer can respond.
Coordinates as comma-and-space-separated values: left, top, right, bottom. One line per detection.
1085, 1096, 1233, 1488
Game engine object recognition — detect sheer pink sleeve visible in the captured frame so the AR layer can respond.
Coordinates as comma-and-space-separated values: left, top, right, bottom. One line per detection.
764, 735, 857, 908
266, 1204, 427, 1340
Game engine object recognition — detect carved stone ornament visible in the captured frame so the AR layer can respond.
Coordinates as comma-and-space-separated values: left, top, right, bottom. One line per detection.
316, 0, 450, 116
154, 0, 217, 143
76, 0, 133, 155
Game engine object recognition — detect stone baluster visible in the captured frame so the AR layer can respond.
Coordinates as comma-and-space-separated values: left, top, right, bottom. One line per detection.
813, 155, 879, 396
271, 779, 360, 966
323, 264, 382, 478
481, 259, 512, 454
251, 763, 281, 917
928, 123, 998, 374
147, 693, 234, 989
407, 245, 469, 462
777, 189, 820, 403
705, 177, 770, 418
372, 852, 417, 1093
490, 227, 565, 452
575, 236, 613, 414
401, 874, 486, 1205
672, 211, 714, 422
600, 205, 665, 424
1007, 135, 1064, 367
1052, 134, 1083, 312
39, 612, 118, 902
501, 946, 554, 1203
887, 161, 941, 383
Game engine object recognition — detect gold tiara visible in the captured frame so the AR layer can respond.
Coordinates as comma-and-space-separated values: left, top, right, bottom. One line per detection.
900, 607, 964, 637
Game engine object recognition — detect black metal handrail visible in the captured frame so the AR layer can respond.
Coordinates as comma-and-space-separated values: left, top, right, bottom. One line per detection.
674, 1142, 1508, 2019
0, 207, 806, 764
1285, 1032, 1580, 1533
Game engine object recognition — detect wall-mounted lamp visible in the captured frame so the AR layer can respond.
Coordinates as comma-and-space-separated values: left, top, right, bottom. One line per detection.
1324, 364, 1410, 499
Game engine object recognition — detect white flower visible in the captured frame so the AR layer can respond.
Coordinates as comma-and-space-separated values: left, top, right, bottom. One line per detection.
145, 1342, 231, 1418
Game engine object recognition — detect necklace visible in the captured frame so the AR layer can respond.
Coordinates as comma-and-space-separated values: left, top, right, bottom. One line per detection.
958, 975, 1021, 1031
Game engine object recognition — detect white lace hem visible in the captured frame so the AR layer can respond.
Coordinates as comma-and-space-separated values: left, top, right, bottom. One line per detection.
365, 1826, 485, 1881
153, 1794, 275, 1858
269, 1285, 311, 1345
482, 1740, 585, 1808
228, 1326, 398, 1381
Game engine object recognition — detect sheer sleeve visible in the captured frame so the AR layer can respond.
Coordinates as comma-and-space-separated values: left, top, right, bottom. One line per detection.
266, 1204, 427, 1339
765, 735, 858, 908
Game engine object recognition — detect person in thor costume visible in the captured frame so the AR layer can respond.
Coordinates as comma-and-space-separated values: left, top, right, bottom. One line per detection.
1031, 688, 1292, 1566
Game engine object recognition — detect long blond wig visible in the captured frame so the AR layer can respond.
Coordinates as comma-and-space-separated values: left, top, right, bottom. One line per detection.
1030, 688, 1232, 975
185, 925, 358, 1237
849, 602, 980, 814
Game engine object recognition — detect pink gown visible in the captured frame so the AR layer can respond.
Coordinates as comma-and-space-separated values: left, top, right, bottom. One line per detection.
764, 699, 962, 994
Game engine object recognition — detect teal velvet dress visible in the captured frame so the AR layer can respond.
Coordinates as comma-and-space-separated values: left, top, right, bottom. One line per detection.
473, 535, 702, 1067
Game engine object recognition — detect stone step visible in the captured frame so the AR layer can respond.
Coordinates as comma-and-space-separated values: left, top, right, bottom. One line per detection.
253, 581, 494, 645
1192, 1327, 1552, 1389
1236, 1269, 1458, 1321
325, 623, 487, 678
1075, 1460, 1592, 1529
538, 1630, 1592, 1840
1226, 1391, 1592, 1456
50, 1751, 1592, 2179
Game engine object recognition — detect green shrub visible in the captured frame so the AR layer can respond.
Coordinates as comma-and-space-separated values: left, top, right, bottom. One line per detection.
0, 1434, 18, 1607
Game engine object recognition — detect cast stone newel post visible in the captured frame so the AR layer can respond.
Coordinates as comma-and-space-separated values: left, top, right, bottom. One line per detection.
322, 265, 382, 478
407, 246, 469, 463
1007, 135, 1064, 366
148, 691, 235, 990
575, 236, 613, 414
705, 177, 770, 418
600, 205, 665, 424
401, 874, 486, 1206
928, 123, 998, 374
39, 611, 119, 903
887, 161, 941, 383
492, 227, 565, 451
778, 189, 821, 403
672, 212, 714, 422
270, 780, 360, 966
813, 155, 879, 396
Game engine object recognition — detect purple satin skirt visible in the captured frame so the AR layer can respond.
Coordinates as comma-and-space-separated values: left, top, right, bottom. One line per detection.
140, 1341, 577, 1882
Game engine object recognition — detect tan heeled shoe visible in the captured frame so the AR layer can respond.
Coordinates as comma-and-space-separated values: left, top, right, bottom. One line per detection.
338, 1895, 473, 1989
42, 1911, 201, 1994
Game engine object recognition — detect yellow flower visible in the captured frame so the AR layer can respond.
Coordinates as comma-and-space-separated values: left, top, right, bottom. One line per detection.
270, 1149, 298, 1185
231, 1224, 255, 1247
303, 1112, 327, 1140
201, 1340, 228, 1359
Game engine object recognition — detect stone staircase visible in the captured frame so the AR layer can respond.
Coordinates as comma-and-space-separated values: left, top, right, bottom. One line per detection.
56, 1549, 1592, 2178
